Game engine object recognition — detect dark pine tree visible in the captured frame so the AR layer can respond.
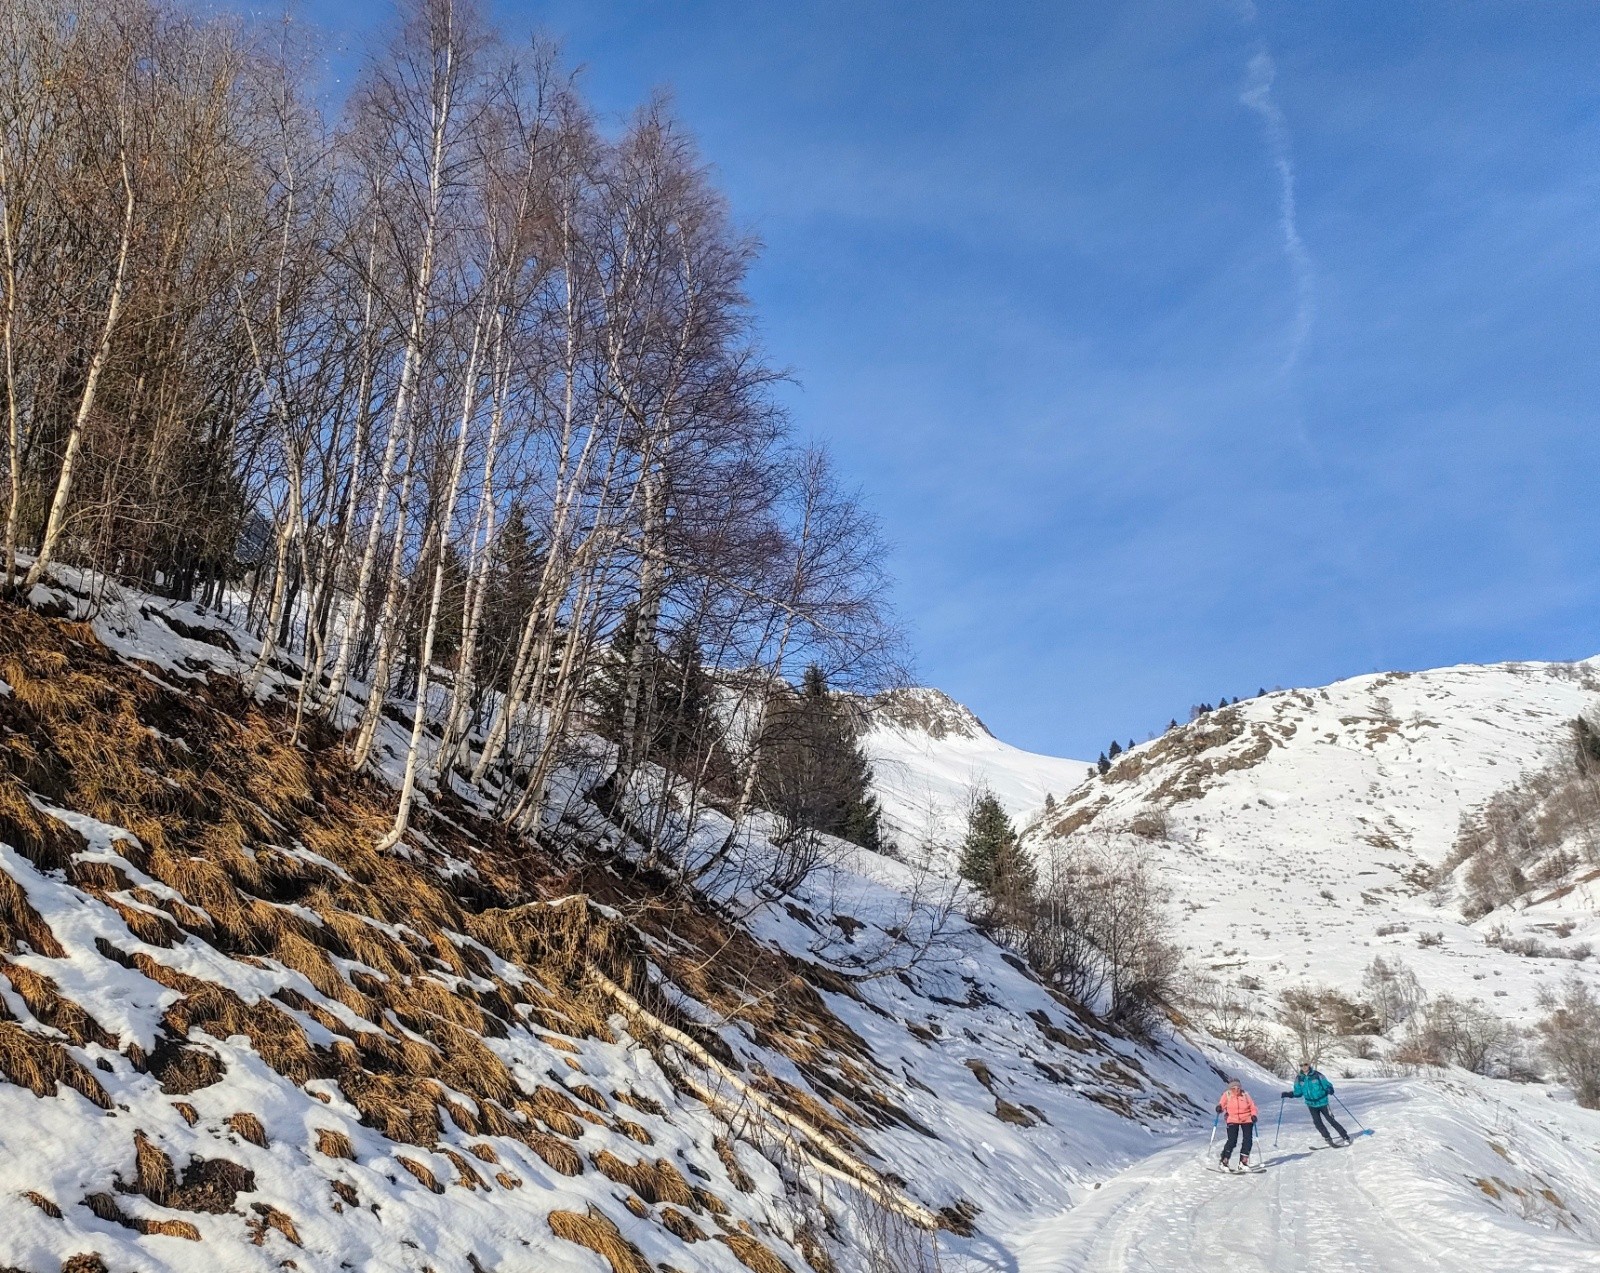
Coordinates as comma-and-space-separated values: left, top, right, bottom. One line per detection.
755, 666, 884, 853
959, 791, 1035, 927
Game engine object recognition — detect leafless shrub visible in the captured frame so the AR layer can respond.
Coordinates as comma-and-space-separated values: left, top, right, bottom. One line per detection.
1281, 984, 1378, 1062
1535, 974, 1600, 1108
1362, 956, 1425, 1032
1483, 925, 1593, 962
1441, 717, 1600, 918
1179, 973, 1289, 1072
1124, 807, 1171, 841
1401, 996, 1522, 1077
1025, 840, 1180, 1038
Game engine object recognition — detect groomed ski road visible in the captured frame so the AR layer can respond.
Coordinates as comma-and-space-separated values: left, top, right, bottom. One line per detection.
1013, 1080, 1600, 1273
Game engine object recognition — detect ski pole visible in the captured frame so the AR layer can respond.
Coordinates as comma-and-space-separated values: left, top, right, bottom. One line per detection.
1274, 1095, 1285, 1148
1208, 1112, 1218, 1158
1334, 1093, 1365, 1132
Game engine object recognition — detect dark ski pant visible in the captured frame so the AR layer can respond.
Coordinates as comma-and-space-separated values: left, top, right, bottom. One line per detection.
1309, 1105, 1348, 1143
1221, 1119, 1254, 1161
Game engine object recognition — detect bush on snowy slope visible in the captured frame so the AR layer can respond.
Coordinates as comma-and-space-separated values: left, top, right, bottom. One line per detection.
1022, 842, 1182, 1039
1395, 996, 1534, 1080
1440, 712, 1600, 920
1536, 974, 1600, 1107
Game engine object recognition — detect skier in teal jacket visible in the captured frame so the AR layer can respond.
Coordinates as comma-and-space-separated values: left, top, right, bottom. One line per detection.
1283, 1061, 1350, 1146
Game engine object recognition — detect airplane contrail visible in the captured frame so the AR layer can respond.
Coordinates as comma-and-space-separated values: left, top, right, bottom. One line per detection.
1240, 50, 1314, 374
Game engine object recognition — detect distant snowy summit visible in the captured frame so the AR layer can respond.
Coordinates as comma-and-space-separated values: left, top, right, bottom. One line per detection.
872, 656, 1600, 1031
869, 686, 993, 740
861, 686, 1091, 861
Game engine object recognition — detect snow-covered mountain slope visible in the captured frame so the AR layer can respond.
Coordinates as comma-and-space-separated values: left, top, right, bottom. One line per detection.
864, 688, 1090, 860
0, 588, 1218, 1273
1030, 662, 1600, 1024
1019, 1071, 1600, 1273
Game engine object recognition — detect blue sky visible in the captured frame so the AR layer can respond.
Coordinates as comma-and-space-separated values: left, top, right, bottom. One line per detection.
229, 0, 1600, 759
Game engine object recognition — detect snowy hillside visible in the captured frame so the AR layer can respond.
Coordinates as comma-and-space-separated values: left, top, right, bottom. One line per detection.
1, 579, 1598, 1273
0, 585, 1219, 1273
1029, 661, 1600, 1026
863, 688, 1090, 860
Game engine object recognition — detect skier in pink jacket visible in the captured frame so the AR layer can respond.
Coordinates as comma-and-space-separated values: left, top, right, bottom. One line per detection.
1216, 1079, 1259, 1171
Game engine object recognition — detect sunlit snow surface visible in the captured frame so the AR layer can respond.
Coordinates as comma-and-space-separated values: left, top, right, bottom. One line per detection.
1017, 664, 1600, 1026
1019, 1076, 1600, 1273
0, 572, 1595, 1272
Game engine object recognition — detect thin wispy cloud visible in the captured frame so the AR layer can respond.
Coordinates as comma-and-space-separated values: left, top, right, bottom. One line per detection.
1240, 50, 1314, 374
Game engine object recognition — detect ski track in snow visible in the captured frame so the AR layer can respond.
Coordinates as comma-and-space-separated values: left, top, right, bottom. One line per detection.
1015, 1080, 1600, 1273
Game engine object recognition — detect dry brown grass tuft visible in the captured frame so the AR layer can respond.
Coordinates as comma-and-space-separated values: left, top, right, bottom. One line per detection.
134, 1129, 179, 1204
0, 770, 83, 876
61, 1255, 110, 1273
615, 1118, 653, 1145
141, 1217, 203, 1241
247, 1202, 302, 1246
0, 1022, 112, 1107
548, 1206, 652, 1273
0, 962, 116, 1048
661, 1207, 707, 1242
395, 1154, 445, 1194
0, 867, 66, 957
439, 1146, 488, 1190
720, 1233, 793, 1273
23, 1190, 62, 1218
521, 1130, 583, 1176
315, 1127, 355, 1160
526, 1086, 586, 1139
494, 1170, 522, 1189
613, 1088, 665, 1116
466, 1142, 499, 1164
127, 1129, 256, 1214
592, 1151, 696, 1208
570, 1082, 610, 1111
227, 1112, 269, 1147
173, 1102, 199, 1125
83, 1190, 202, 1241
715, 1137, 754, 1192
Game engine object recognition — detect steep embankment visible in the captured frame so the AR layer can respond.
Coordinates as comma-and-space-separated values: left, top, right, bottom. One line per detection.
1027, 662, 1600, 1024
0, 589, 1215, 1273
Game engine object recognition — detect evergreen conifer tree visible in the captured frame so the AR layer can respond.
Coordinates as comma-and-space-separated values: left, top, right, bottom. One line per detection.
755, 666, 883, 853
959, 791, 1035, 928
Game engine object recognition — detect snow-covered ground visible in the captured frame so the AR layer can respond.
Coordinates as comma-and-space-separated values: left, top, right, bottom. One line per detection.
0, 580, 1217, 1272
1018, 1073, 1600, 1273
999, 662, 1600, 1025
864, 687, 1090, 861
4, 576, 1600, 1272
